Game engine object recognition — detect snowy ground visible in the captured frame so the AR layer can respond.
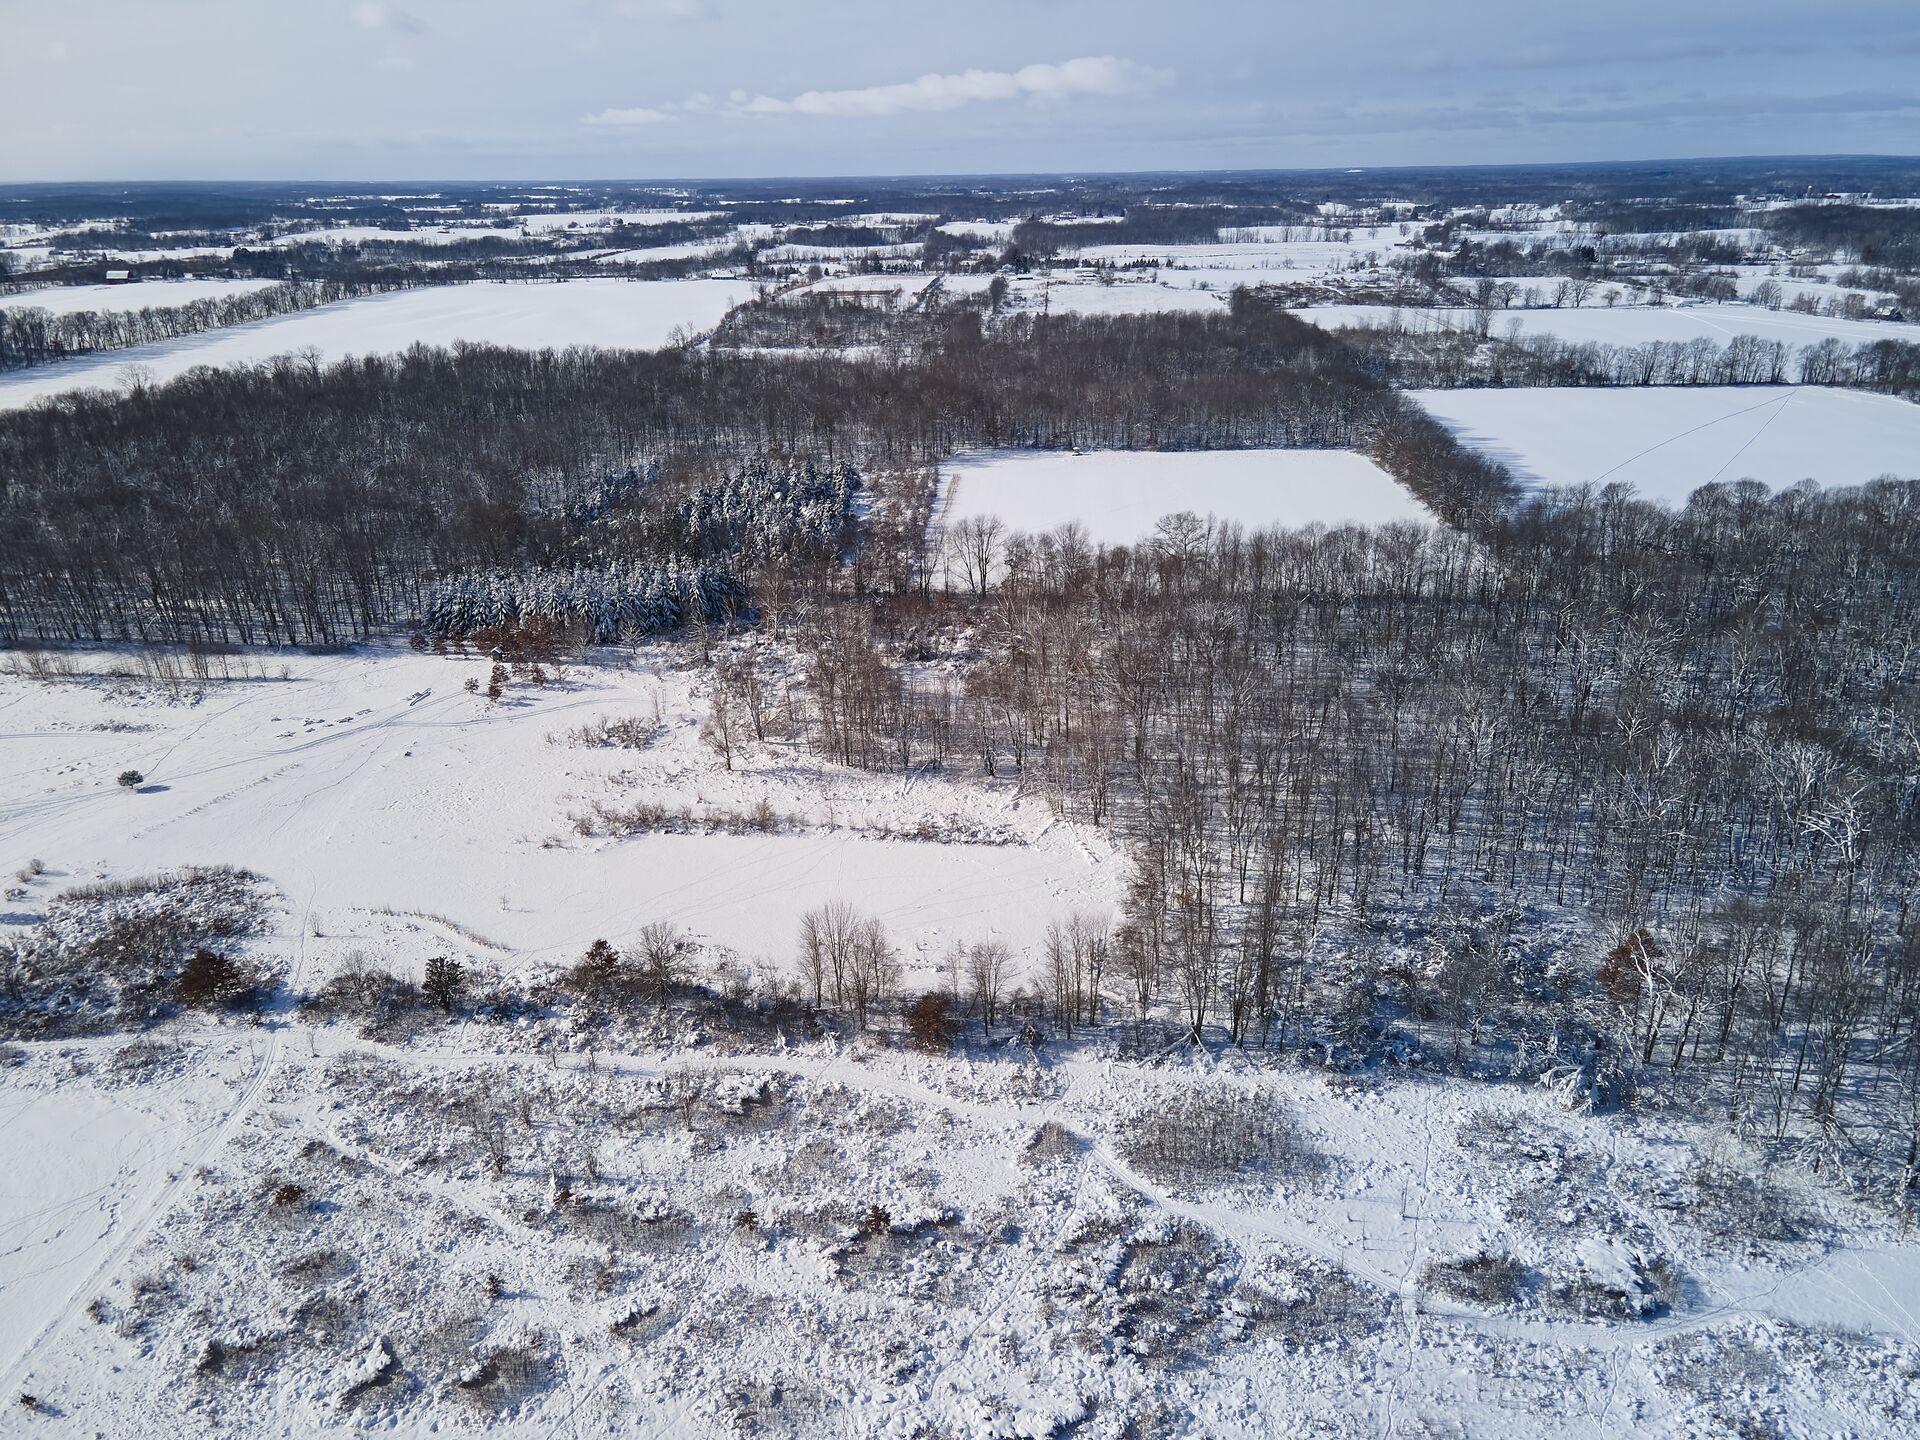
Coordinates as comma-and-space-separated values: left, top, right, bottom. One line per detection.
3, 645, 1919, 1435
0, 279, 282, 316
1066, 228, 1407, 278
1039, 281, 1228, 317
1297, 301, 1920, 349
0, 645, 1116, 981
1413, 386, 1920, 503
0, 279, 754, 410
937, 449, 1427, 545
6, 993, 1918, 1436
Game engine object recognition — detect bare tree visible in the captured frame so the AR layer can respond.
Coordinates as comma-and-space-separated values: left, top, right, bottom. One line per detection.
949, 514, 1004, 597
967, 939, 1011, 1032
630, 922, 684, 1012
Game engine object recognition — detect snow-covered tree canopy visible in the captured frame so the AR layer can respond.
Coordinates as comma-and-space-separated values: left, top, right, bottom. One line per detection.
424, 559, 745, 642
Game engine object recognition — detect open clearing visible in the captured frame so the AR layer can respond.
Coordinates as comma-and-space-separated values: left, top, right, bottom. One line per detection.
1298, 301, 1920, 349
0, 279, 283, 315
938, 448, 1427, 544
0, 646, 1117, 987
1413, 385, 1920, 502
0, 279, 754, 410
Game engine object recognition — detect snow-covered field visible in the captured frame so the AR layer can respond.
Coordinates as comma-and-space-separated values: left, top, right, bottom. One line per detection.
1298, 301, 1920, 349
0, 647, 1115, 979
0, 279, 282, 315
1413, 386, 1920, 502
938, 448, 1427, 544
1039, 281, 1227, 317
0, 279, 754, 409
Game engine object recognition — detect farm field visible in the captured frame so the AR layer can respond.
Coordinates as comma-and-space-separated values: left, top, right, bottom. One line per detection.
937, 448, 1427, 545
0, 279, 282, 315
0, 279, 753, 409
1038, 280, 1228, 316
1412, 385, 1920, 502
1298, 301, 1920, 349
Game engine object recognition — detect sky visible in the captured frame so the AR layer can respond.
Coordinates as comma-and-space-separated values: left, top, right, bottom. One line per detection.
2, 0, 1918, 181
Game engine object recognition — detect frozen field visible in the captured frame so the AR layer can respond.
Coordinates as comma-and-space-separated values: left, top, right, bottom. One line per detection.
1040, 280, 1228, 317
1297, 301, 1920, 349
0, 646, 1116, 982
1414, 386, 1920, 503
0, 279, 281, 315
939, 448, 1427, 545
0, 279, 754, 409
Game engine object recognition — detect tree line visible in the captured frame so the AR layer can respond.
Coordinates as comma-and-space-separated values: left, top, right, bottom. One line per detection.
0, 277, 414, 369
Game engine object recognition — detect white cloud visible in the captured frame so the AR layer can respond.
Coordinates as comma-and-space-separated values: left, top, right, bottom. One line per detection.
608, 0, 711, 18
581, 105, 675, 126
735, 55, 1170, 118
350, 3, 424, 35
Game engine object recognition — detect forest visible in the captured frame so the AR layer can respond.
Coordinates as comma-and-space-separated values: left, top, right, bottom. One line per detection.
0, 304, 1496, 647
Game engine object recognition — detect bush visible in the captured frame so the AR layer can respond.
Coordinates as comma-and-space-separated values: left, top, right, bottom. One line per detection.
423, 955, 466, 1013
1117, 1083, 1317, 1189
904, 991, 957, 1052
566, 938, 624, 998
117, 769, 145, 789
1022, 1120, 1084, 1165
1422, 1252, 1531, 1308
175, 948, 255, 1009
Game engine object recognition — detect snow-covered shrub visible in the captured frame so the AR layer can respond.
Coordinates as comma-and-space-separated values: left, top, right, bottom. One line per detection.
451, 1332, 553, 1415
1023, 1119, 1085, 1166
2, 866, 271, 1037
1234, 1252, 1388, 1348
1547, 1238, 1675, 1320
1116, 1083, 1317, 1190
1421, 1251, 1532, 1309
104, 1038, 188, 1086
904, 990, 958, 1051
301, 953, 421, 1037
1680, 1160, 1818, 1248
555, 714, 660, 749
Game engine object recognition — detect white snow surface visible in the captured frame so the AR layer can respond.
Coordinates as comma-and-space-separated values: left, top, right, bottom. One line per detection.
3, 645, 1919, 1435
938, 448, 1427, 544
0, 279, 754, 409
0, 646, 1116, 981
1413, 386, 1920, 503
0, 279, 282, 315
1040, 281, 1227, 317
1297, 301, 1920, 349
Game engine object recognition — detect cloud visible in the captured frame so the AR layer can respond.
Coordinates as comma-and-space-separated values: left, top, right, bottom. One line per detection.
737, 55, 1170, 118
350, 3, 424, 35
581, 105, 675, 126
607, 0, 712, 18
